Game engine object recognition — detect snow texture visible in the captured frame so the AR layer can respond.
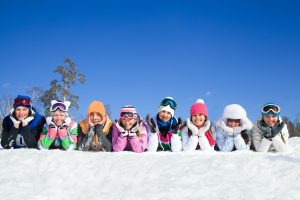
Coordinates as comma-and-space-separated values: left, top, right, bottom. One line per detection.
1, 137, 300, 200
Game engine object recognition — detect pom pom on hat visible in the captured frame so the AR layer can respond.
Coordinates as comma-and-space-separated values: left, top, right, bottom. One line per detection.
190, 99, 208, 118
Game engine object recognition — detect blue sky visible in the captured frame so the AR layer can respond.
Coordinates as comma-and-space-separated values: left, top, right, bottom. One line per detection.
0, 0, 300, 122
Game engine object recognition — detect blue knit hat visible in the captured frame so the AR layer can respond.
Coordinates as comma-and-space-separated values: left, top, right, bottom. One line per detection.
13, 95, 32, 109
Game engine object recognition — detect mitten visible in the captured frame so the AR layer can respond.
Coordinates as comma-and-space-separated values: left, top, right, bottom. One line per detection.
172, 117, 182, 134
146, 114, 157, 134
129, 123, 140, 137
221, 120, 234, 136
198, 120, 211, 137
116, 122, 128, 137
94, 124, 104, 137
271, 122, 285, 138
186, 118, 198, 136
57, 125, 68, 140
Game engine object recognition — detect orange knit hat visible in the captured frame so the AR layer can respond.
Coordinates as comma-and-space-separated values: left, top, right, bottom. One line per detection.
88, 101, 106, 116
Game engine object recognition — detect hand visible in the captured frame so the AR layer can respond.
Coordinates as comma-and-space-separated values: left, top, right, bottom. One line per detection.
198, 120, 211, 137
116, 122, 128, 137
271, 122, 285, 138
48, 127, 58, 139
94, 124, 104, 135
172, 117, 182, 134
257, 121, 272, 140
186, 118, 198, 136
14, 121, 21, 129
57, 127, 68, 140
21, 119, 28, 127
146, 114, 157, 133
130, 123, 140, 135
221, 120, 234, 136
88, 116, 94, 127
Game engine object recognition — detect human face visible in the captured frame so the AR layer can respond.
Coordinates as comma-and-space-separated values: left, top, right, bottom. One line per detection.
227, 118, 241, 128
263, 114, 278, 127
14, 106, 30, 120
191, 114, 206, 126
89, 112, 104, 125
121, 117, 137, 130
52, 110, 67, 126
158, 110, 172, 122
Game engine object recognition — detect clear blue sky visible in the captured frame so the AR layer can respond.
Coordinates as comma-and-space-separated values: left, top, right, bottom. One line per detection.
0, 0, 299, 122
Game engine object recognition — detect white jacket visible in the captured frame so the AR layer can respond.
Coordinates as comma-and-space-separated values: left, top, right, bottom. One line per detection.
251, 120, 289, 152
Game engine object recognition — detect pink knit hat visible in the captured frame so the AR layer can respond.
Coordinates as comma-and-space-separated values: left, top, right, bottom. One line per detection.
190, 99, 208, 118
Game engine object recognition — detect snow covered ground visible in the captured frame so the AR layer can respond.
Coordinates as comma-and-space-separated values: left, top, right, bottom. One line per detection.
1, 137, 300, 200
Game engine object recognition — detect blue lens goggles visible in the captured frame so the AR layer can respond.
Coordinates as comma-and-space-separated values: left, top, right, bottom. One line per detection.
161, 98, 177, 110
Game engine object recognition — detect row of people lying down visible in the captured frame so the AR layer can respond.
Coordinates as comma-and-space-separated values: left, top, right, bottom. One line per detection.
1, 95, 289, 153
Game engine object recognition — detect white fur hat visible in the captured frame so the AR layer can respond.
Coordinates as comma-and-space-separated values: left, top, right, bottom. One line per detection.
222, 104, 247, 120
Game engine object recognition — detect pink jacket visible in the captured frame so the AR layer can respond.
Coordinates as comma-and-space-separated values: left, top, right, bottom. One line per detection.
112, 122, 148, 153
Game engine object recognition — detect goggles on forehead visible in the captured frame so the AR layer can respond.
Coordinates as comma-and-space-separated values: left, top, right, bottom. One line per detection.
14, 98, 31, 107
262, 104, 280, 115
50, 102, 67, 112
120, 112, 137, 119
161, 98, 177, 110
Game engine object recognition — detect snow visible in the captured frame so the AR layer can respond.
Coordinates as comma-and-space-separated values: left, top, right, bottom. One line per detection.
1, 137, 300, 200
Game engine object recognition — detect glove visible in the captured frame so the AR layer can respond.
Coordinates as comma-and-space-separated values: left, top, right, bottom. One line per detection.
146, 114, 157, 134
172, 117, 182, 134
116, 122, 128, 137
257, 121, 272, 140
129, 123, 140, 137
48, 127, 58, 139
57, 126, 68, 140
271, 122, 285, 138
94, 124, 104, 136
186, 118, 198, 136
198, 120, 211, 137
14, 121, 21, 129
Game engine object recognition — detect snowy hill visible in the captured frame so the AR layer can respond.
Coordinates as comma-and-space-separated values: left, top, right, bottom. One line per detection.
1, 137, 300, 200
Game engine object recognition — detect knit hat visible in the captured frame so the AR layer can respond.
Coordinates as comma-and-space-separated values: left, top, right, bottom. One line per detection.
13, 95, 32, 109
120, 105, 138, 119
222, 104, 247, 120
88, 101, 106, 116
50, 100, 71, 115
190, 99, 208, 118
157, 97, 176, 117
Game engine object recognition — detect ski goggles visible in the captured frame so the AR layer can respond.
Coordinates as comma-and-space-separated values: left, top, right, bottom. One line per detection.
13, 98, 32, 107
160, 98, 177, 110
120, 112, 137, 119
262, 104, 280, 116
227, 118, 241, 123
50, 102, 68, 112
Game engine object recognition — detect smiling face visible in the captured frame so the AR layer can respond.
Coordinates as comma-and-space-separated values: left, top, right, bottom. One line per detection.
191, 113, 206, 126
14, 106, 30, 120
120, 117, 137, 130
52, 110, 67, 126
227, 118, 241, 128
263, 114, 279, 127
158, 110, 172, 122
89, 112, 103, 125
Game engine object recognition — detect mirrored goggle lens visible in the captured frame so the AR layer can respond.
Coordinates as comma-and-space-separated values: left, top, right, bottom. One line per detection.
50, 102, 67, 112
227, 118, 241, 123
161, 99, 177, 109
262, 105, 280, 114
14, 98, 31, 106
120, 112, 135, 118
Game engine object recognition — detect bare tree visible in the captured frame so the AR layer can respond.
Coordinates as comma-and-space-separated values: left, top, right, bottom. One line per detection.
0, 95, 14, 120
27, 87, 46, 115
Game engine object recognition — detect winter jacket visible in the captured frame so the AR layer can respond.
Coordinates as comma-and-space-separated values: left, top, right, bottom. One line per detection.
147, 116, 182, 152
112, 121, 148, 153
214, 119, 253, 152
1, 108, 45, 149
181, 120, 216, 151
38, 116, 78, 150
77, 116, 113, 152
252, 119, 289, 152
